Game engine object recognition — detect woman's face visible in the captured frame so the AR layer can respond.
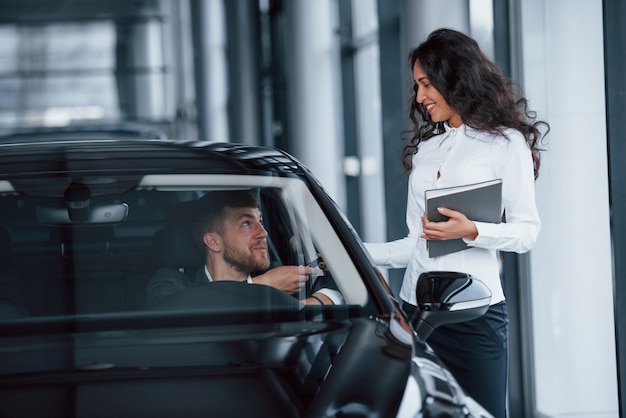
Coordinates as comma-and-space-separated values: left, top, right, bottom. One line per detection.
413, 61, 463, 128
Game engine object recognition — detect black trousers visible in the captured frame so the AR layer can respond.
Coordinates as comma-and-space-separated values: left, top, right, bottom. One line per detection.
403, 300, 509, 418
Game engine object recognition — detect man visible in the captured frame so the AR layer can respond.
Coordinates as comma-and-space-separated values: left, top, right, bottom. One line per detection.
146, 190, 341, 308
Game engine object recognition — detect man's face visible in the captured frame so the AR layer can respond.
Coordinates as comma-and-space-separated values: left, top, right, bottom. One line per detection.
219, 206, 270, 273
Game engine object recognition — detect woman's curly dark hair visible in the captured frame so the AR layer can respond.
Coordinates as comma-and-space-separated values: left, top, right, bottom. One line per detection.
402, 28, 549, 178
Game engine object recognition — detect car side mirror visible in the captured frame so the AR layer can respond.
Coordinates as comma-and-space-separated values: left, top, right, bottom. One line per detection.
411, 271, 491, 342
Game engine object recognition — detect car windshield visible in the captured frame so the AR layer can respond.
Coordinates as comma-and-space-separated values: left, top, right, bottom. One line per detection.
0, 173, 371, 328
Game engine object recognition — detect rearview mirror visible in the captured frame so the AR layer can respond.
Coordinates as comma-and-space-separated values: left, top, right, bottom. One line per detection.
36, 203, 129, 225
411, 271, 491, 342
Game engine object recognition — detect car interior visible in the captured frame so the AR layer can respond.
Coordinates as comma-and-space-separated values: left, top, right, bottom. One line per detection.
0, 188, 171, 318
0, 178, 368, 322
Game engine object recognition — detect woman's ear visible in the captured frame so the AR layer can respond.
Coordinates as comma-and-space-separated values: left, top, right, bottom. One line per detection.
203, 232, 222, 252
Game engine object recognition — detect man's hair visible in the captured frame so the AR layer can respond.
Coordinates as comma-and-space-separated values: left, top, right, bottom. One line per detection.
191, 190, 259, 248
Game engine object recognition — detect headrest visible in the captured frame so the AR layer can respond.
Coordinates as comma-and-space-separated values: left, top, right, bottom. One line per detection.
153, 199, 205, 271
0, 225, 11, 264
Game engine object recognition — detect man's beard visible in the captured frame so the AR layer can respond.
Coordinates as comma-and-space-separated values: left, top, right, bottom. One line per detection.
223, 241, 271, 273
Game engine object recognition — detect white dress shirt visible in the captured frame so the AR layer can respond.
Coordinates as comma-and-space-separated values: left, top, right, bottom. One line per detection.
204, 266, 254, 283
364, 124, 540, 306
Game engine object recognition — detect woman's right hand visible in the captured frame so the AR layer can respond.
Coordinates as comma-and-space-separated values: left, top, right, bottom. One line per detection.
421, 208, 478, 241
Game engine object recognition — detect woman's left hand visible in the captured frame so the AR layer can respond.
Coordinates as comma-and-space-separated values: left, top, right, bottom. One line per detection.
421, 207, 478, 241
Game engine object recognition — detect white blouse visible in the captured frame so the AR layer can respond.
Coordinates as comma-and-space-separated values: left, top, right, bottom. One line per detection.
364, 124, 540, 306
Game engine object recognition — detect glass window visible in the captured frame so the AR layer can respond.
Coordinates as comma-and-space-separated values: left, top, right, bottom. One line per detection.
520, 0, 617, 415
0, 174, 369, 322
0, 22, 119, 129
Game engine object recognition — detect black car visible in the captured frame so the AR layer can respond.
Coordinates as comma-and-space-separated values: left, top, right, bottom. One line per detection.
0, 137, 493, 417
0, 122, 169, 142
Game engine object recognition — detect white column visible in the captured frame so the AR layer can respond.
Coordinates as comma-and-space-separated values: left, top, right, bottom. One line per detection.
401, 0, 470, 55
283, 0, 346, 207
190, 0, 229, 142
130, 19, 166, 120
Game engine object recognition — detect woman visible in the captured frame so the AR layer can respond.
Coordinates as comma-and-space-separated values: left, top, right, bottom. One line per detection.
364, 28, 548, 417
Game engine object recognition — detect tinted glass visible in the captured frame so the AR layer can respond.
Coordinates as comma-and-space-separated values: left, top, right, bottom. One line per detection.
0, 174, 369, 322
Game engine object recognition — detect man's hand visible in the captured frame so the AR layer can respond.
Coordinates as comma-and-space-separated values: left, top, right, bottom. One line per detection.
252, 265, 314, 294
421, 207, 478, 241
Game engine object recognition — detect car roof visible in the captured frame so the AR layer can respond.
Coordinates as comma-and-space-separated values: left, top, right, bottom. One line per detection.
0, 138, 308, 179
0, 124, 169, 141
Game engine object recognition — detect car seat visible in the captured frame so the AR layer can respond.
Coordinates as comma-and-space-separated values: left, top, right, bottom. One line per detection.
152, 199, 205, 273
0, 225, 29, 319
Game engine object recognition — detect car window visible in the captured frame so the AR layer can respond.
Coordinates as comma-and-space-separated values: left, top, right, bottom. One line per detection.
0, 174, 370, 324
